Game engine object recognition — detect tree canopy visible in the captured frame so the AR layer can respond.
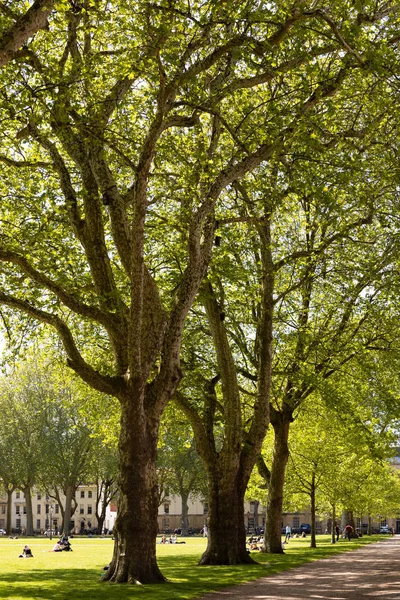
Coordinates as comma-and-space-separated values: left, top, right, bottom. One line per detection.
0, 0, 399, 582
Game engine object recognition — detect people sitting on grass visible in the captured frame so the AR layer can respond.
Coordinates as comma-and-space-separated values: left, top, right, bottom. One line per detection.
51, 542, 63, 552
58, 537, 72, 551
48, 537, 72, 552
19, 544, 33, 558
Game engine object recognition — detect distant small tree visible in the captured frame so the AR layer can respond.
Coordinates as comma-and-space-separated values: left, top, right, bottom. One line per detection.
158, 406, 207, 535
90, 440, 119, 535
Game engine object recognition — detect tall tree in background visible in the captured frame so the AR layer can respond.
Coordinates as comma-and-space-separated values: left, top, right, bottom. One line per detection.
0, 358, 50, 535
89, 440, 119, 536
0, 0, 398, 581
158, 406, 207, 536
40, 374, 94, 536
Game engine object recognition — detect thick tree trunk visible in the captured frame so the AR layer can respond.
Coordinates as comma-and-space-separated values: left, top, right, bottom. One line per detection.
23, 485, 34, 535
104, 393, 166, 584
62, 485, 74, 536
263, 411, 291, 553
6, 488, 13, 535
199, 464, 253, 565
181, 492, 189, 536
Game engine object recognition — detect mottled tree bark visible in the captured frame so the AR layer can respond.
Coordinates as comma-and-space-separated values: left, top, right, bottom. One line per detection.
22, 485, 34, 535
199, 461, 253, 565
6, 488, 14, 534
0, 0, 54, 67
264, 409, 292, 554
104, 387, 166, 584
181, 492, 189, 537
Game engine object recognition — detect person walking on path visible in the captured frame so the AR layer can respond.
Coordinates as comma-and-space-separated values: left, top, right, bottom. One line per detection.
344, 524, 353, 541
284, 524, 291, 543
335, 525, 340, 541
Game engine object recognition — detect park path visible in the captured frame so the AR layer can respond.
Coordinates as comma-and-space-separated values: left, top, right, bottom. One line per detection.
196, 536, 400, 600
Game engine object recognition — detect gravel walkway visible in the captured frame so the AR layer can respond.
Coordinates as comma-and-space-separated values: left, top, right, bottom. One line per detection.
196, 537, 400, 600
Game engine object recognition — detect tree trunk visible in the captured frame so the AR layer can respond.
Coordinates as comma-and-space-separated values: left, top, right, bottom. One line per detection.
6, 488, 13, 534
341, 509, 355, 535
253, 500, 260, 533
104, 392, 166, 584
63, 485, 75, 536
263, 411, 291, 553
310, 475, 316, 548
199, 462, 253, 565
331, 505, 336, 544
96, 479, 113, 534
181, 492, 189, 536
23, 485, 34, 535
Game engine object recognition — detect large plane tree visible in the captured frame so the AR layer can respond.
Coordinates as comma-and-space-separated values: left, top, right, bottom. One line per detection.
0, 0, 398, 582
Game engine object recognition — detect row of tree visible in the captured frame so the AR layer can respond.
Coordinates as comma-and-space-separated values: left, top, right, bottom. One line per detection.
0, 354, 118, 536
2, 350, 398, 548
0, 352, 209, 537
0, 0, 400, 584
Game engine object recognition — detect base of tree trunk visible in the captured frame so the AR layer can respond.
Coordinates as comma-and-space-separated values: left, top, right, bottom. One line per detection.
261, 544, 284, 555
198, 548, 255, 566
103, 559, 167, 584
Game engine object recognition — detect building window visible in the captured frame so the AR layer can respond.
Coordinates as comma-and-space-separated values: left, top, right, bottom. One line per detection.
16, 506, 20, 515
1, 506, 5, 514
23, 506, 27, 514
88, 491, 92, 499
16, 518, 21, 529
55, 504, 59, 514
80, 491, 85, 498
36, 519, 41, 530
45, 504, 49, 514
203, 502, 209, 515
16, 491, 20, 499
250, 501, 256, 514
80, 505, 84, 515
37, 505, 41, 514
37, 493, 41, 500
87, 505, 92, 515
163, 503, 169, 514
293, 517, 299, 529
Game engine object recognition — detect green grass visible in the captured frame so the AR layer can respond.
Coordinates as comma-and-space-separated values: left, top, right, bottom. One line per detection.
0, 534, 387, 600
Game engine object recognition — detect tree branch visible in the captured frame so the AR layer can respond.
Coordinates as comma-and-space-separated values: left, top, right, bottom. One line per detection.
0, 290, 124, 396
0, 0, 54, 68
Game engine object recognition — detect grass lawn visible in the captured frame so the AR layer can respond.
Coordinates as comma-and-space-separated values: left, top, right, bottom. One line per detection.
0, 534, 387, 600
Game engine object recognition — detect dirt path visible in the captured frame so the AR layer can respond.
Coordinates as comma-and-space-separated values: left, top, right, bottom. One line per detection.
196, 537, 400, 600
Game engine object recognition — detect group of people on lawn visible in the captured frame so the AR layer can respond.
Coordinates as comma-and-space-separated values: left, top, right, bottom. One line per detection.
18, 535, 72, 558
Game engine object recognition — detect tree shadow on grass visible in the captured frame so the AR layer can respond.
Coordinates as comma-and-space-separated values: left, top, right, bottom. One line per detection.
0, 539, 382, 600
0, 557, 272, 600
